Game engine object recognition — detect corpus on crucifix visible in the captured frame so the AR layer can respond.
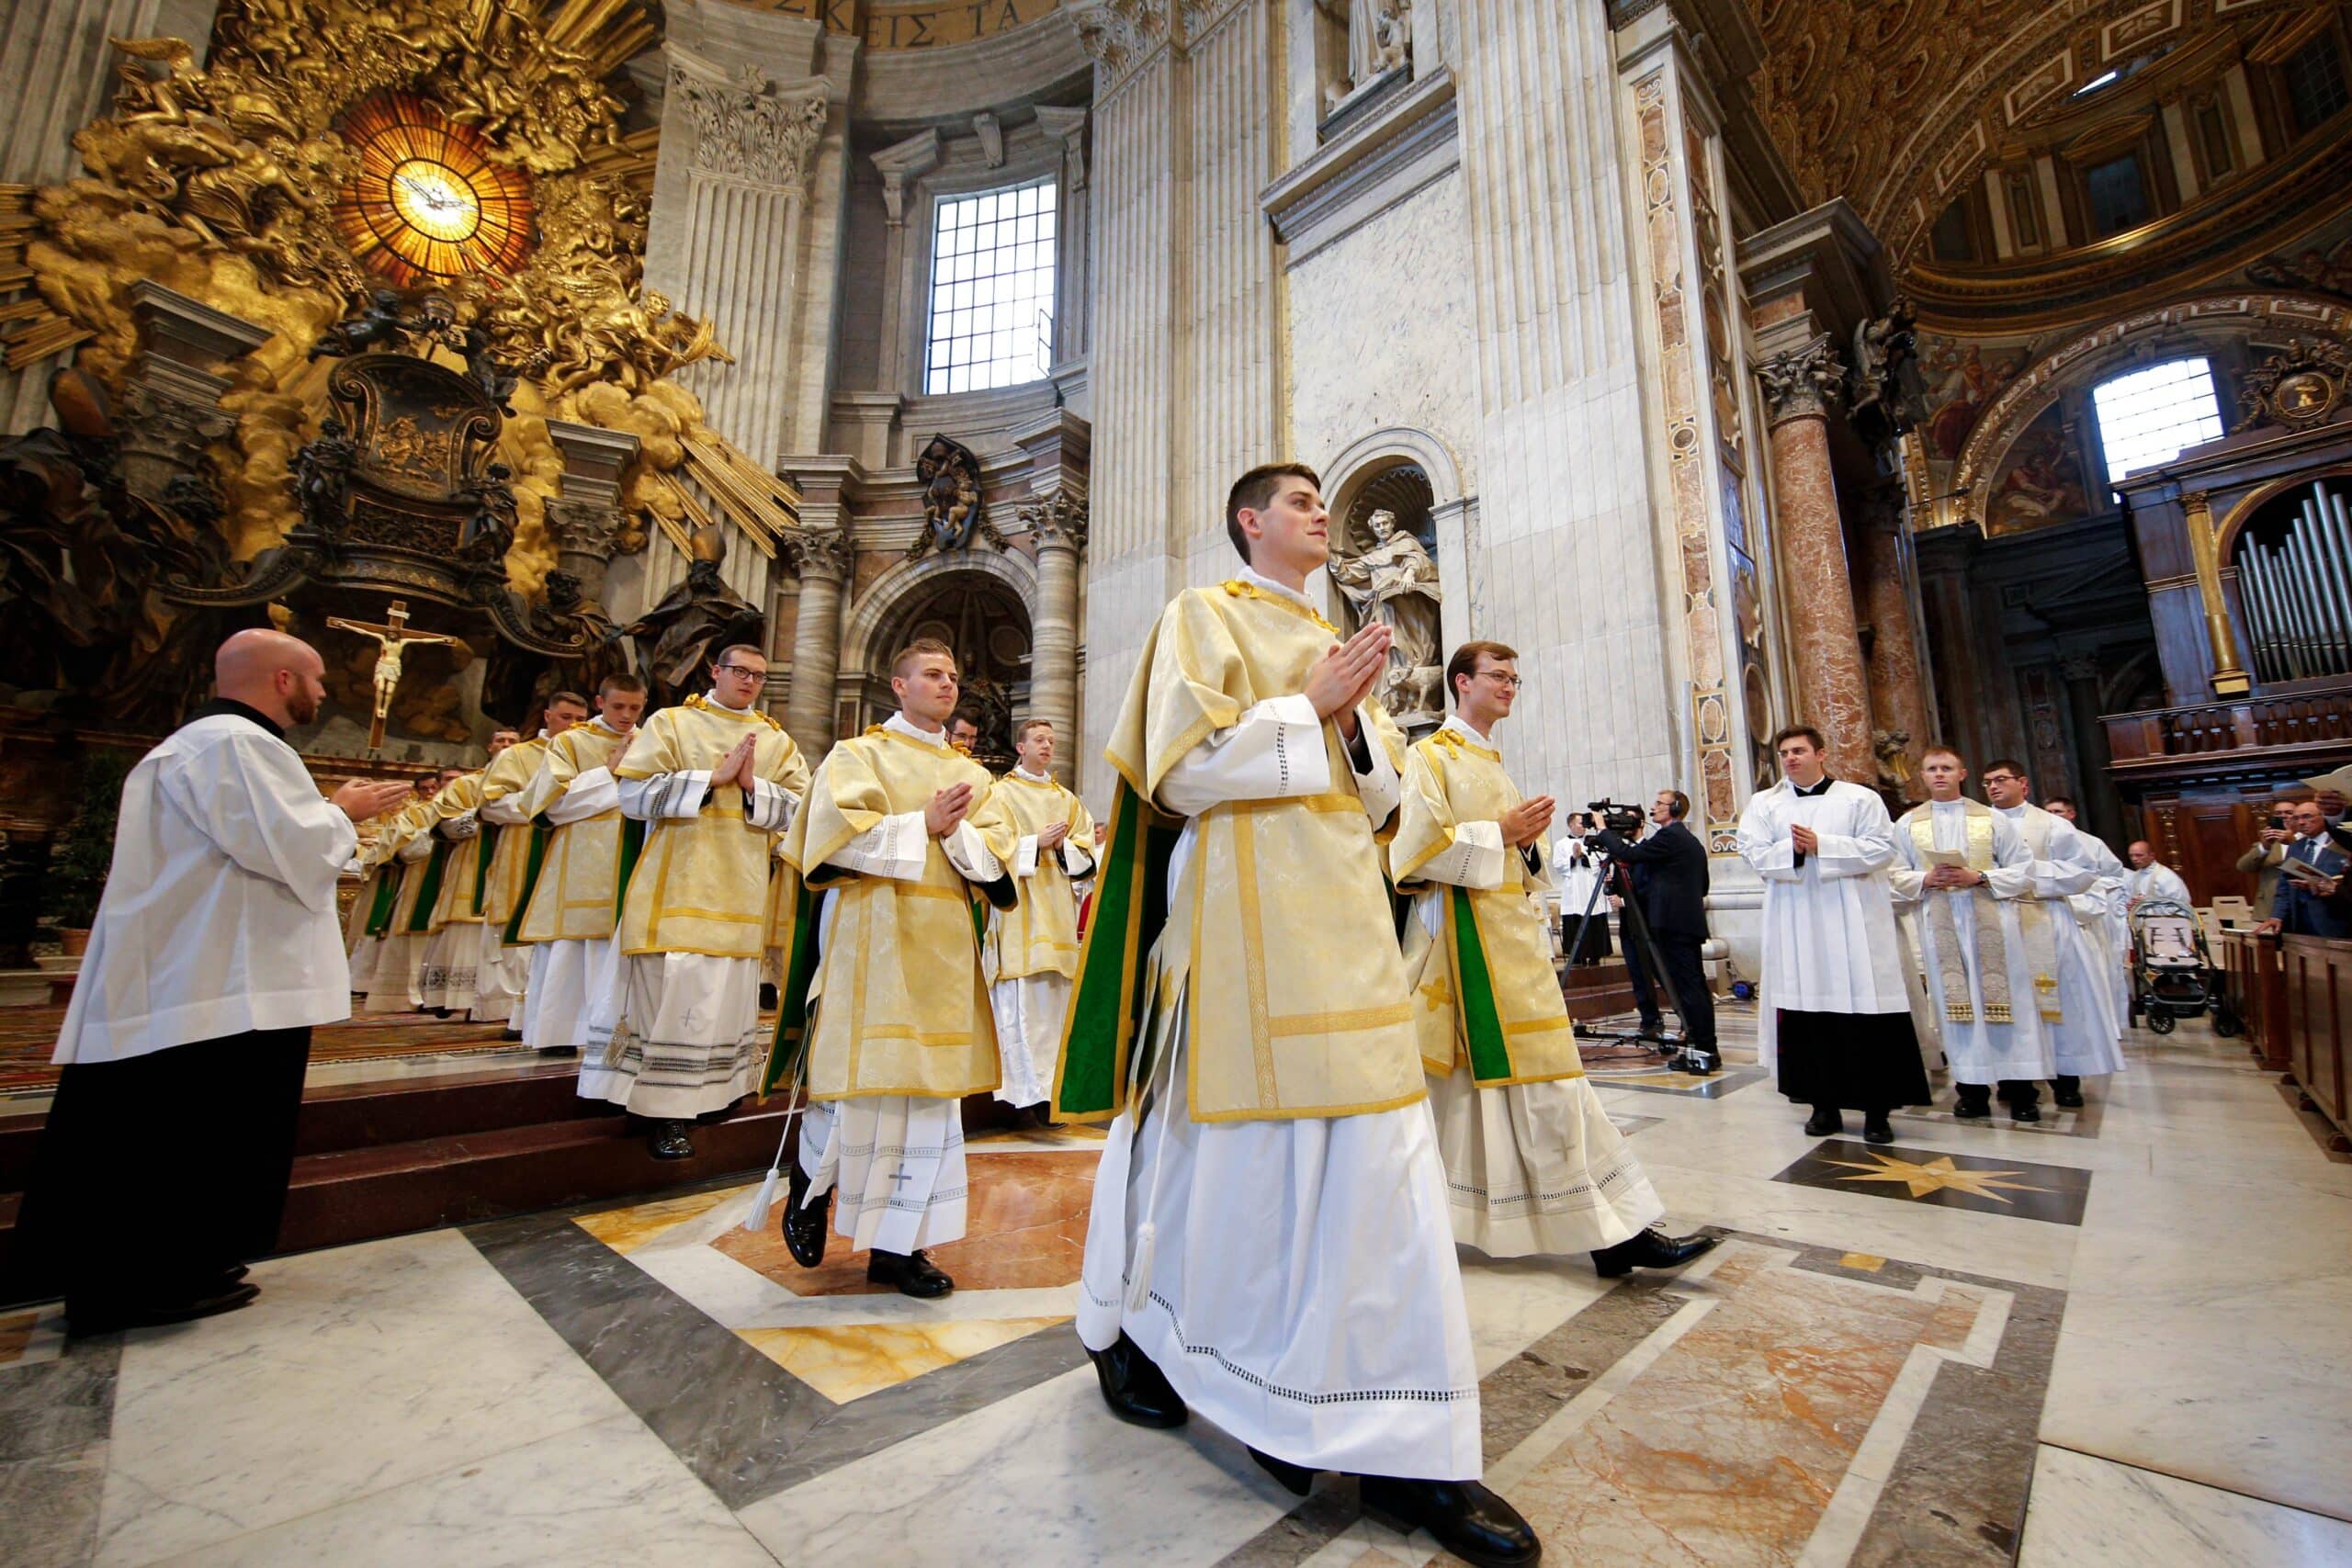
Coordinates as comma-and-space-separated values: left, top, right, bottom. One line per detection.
325, 600, 466, 752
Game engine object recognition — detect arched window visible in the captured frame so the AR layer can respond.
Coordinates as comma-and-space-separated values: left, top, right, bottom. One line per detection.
924, 178, 1058, 395
2089, 356, 2224, 486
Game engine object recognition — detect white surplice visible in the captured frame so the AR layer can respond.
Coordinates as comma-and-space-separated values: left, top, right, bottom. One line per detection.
56, 711, 358, 1064
793, 711, 1004, 1254
2068, 832, 2132, 1030
531, 751, 625, 1058
1889, 801, 2052, 1084
1075, 569, 1482, 1483
2123, 862, 2192, 909
1736, 778, 1913, 1070
1415, 716, 1664, 1257
359, 832, 434, 1013
1998, 804, 2128, 1077
471, 731, 548, 1027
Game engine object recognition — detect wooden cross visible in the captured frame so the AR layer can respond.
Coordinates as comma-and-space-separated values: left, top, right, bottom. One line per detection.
325, 599, 465, 754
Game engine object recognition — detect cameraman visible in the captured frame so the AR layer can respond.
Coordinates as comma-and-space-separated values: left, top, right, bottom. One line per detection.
1595, 790, 1717, 1072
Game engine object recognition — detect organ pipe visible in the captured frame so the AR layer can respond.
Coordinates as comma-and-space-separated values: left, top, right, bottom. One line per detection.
2232, 478, 2352, 684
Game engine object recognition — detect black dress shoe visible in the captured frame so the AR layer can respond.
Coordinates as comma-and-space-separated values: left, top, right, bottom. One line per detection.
2052, 1077, 2085, 1109
68, 1280, 260, 1336
1593, 1227, 1719, 1278
1953, 1095, 1992, 1120
1088, 1332, 1188, 1428
535, 1044, 578, 1057
502, 1027, 524, 1042
782, 1161, 829, 1268
648, 1120, 694, 1160
1358, 1476, 1540, 1568
1249, 1446, 1316, 1495
759, 982, 780, 1011
1862, 1112, 1895, 1145
2009, 1100, 2041, 1123
1803, 1105, 1844, 1136
867, 1247, 954, 1298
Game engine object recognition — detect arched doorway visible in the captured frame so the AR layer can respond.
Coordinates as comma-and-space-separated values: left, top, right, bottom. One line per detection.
861, 568, 1035, 770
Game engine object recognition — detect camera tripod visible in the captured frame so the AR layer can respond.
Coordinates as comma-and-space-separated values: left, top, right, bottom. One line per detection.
1562, 848, 1715, 1075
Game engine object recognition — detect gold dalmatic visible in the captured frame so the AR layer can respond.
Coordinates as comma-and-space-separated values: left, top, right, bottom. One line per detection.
1902, 804, 2014, 1025
514, 719, 637, 944
1391, 727, 1586, 1085
990, 771, 1099, 982
775, 727, 1017, 1102
614, 697, 810, 960
479, 735, 553, 940
1053, 581, 1421, 1125
422, 772, 491, 931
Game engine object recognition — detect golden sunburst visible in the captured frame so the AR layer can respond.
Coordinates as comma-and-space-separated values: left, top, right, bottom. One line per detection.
1819, 1150, 2051, 1202
331, 92, 535, 287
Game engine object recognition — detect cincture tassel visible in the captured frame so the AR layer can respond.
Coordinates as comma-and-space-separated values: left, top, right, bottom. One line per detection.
741, 1090, 813, 1234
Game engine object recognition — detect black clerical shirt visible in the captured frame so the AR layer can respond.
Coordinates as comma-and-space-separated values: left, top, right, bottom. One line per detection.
187, 696, 287, 740
1790, 773, 1833, 864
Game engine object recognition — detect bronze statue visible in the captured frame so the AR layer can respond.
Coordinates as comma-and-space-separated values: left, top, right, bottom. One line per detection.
325, 599, 467, 752
615, 525, 763, 707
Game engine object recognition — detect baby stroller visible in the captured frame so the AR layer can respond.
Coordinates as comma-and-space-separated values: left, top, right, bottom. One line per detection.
2130, 897, 2213, 1035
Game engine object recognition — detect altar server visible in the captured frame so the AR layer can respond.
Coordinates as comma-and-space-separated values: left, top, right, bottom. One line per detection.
474, 693, 588, 1032
415, 739, 507, 1016
775, 639, 1018, 1297
1983, 761, 2127, 1107
1891, 750, 2053, 1122
1055, 465, 1540, 1568
986, 717, 1096, 1125
1394, 640, 1714, 1274
2045, 797, 2133, 1032
592, 646, 808, 1158
511, 675, 645, 1056
1737, 725, 1929, 1143
13, 631, 408, 1332
358, 770, 463, 1012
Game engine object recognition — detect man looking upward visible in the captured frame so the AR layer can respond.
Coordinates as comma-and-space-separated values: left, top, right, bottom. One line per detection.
986, 718, 1096, 1127
1394, 640, 1714, 1275
1057, 464, 1540, 1567
594, 646, 808, 1158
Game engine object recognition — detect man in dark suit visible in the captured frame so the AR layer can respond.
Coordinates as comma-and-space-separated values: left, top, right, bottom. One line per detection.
1597, 790, 1718, 1072
2269, 798, 2352, 938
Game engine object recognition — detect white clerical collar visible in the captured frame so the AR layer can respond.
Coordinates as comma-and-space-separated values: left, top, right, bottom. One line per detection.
887, 710, 947, 742
1239, 564, 1316, 610
706, 689, 753, 714
1994, 803, 2029, 818
1013, 763, 1052, 782
587, 715, 624, 736
1441, 713, 1498, 749
534, 728, 550, 741
1928, 795, 1968, 810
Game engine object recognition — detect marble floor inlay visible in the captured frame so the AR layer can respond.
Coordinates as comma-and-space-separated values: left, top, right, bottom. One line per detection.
9, 1016, 2351, 1566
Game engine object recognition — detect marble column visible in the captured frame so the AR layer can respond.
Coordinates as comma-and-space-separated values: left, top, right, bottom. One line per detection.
781, 527, 852, 760
0, 0, 217, 434
1758, 333, 1875, 789
1855, 487, 1932, 801
1020, 491, 1088, 786
115, 280, 268, 503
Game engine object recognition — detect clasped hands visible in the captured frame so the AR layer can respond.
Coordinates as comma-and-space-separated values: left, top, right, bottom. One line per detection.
926, 782, 975, 839
1500, 795, 1555, 849
1304, 623, 1393, 738
710, 735, 761, 792
1037, 819, 1072, 851
1922, 863, 1984, 890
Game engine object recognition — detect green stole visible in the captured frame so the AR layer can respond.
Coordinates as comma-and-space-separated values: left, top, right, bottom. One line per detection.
1049, 781, 1180, 1122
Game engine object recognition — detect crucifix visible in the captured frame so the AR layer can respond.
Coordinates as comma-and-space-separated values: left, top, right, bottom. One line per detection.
325, 599, 465, 753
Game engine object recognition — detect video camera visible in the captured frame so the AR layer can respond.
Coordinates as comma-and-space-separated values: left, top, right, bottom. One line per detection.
1582, 798, 1646, 838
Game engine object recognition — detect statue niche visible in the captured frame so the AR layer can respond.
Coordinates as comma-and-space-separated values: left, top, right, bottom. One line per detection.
1330, 491, 1442, 729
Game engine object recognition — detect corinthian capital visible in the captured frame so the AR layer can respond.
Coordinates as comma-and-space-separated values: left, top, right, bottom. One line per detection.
1757, 333, 1846, 425
1018, 491, 1090, 552
671, 64, 830, 189
1068, 0, 1171, 79
783, 526, 854, 581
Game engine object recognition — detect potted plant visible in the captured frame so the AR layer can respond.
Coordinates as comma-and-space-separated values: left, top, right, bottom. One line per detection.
48, 749, 130, 956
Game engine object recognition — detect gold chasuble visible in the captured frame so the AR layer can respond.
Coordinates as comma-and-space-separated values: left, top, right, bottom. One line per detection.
1392, 728, 1585, 1086
479, 735, 553, 942
514, 720, 636, 943
1054, 581, 1419, 1125
615, 697, 810, 960
775, 727, 1018, 1102
421, 772, 489, 932
993, 771, 1099, 981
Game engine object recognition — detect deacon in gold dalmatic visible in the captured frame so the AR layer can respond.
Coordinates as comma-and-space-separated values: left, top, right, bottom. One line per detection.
473, 694, 588, 1030
983, 717, 1097, 1120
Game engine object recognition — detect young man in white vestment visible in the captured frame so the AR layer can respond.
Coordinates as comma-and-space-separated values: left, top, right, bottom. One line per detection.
357, 767, 465, 1012
1394, 640, 1715, 1276
415, 737, 511, 1017
509, 674, 645, 1056
775, 639, 1020, 1298
1891, 750, 2058, 1122
1054, 464, 1541, 1568
13, 632, 409, 1333
1982, 760, 2127, 1108
1737, 725, 1930, 1144
590, 646, 809, 1158
474, 692, 589, 1034
985, 717, 1096, 1126
2045, 796, 2133, 1037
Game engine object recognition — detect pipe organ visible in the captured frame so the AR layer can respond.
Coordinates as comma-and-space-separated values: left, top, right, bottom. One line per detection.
2232, 477, 2352, 683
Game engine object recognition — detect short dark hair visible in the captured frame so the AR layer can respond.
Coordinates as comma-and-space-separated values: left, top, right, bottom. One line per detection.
713, 643, 766, 669
1770, 724, 1826, 753
547, 690, 589, 712
1983, 757, 2029, 780
1919, 742, 1964, 764
1445, 640, 1519, 706
1225, 462, 1321, 562
1015, 716, 1054, 742
892, 637, 957, 679
949, 711, 980, 735
599, 672, 648, 695
1661, 789, 1690, 819
2042, 794, 2076, 811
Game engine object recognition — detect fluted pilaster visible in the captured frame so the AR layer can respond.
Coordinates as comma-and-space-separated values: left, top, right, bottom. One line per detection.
1021, 491, 1089, 785
781, 527, 852, 759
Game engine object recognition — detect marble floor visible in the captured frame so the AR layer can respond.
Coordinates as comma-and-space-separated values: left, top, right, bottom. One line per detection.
5, 1011, 2350, 1566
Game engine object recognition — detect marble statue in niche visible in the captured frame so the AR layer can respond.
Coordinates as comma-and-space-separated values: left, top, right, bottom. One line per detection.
1317, 0, 1413, 110
1331, 508, 1442, 726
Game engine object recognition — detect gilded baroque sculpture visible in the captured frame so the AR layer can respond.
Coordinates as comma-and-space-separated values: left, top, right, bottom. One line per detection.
908, 434, 1005, 558
1330, 508, 1442, 725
